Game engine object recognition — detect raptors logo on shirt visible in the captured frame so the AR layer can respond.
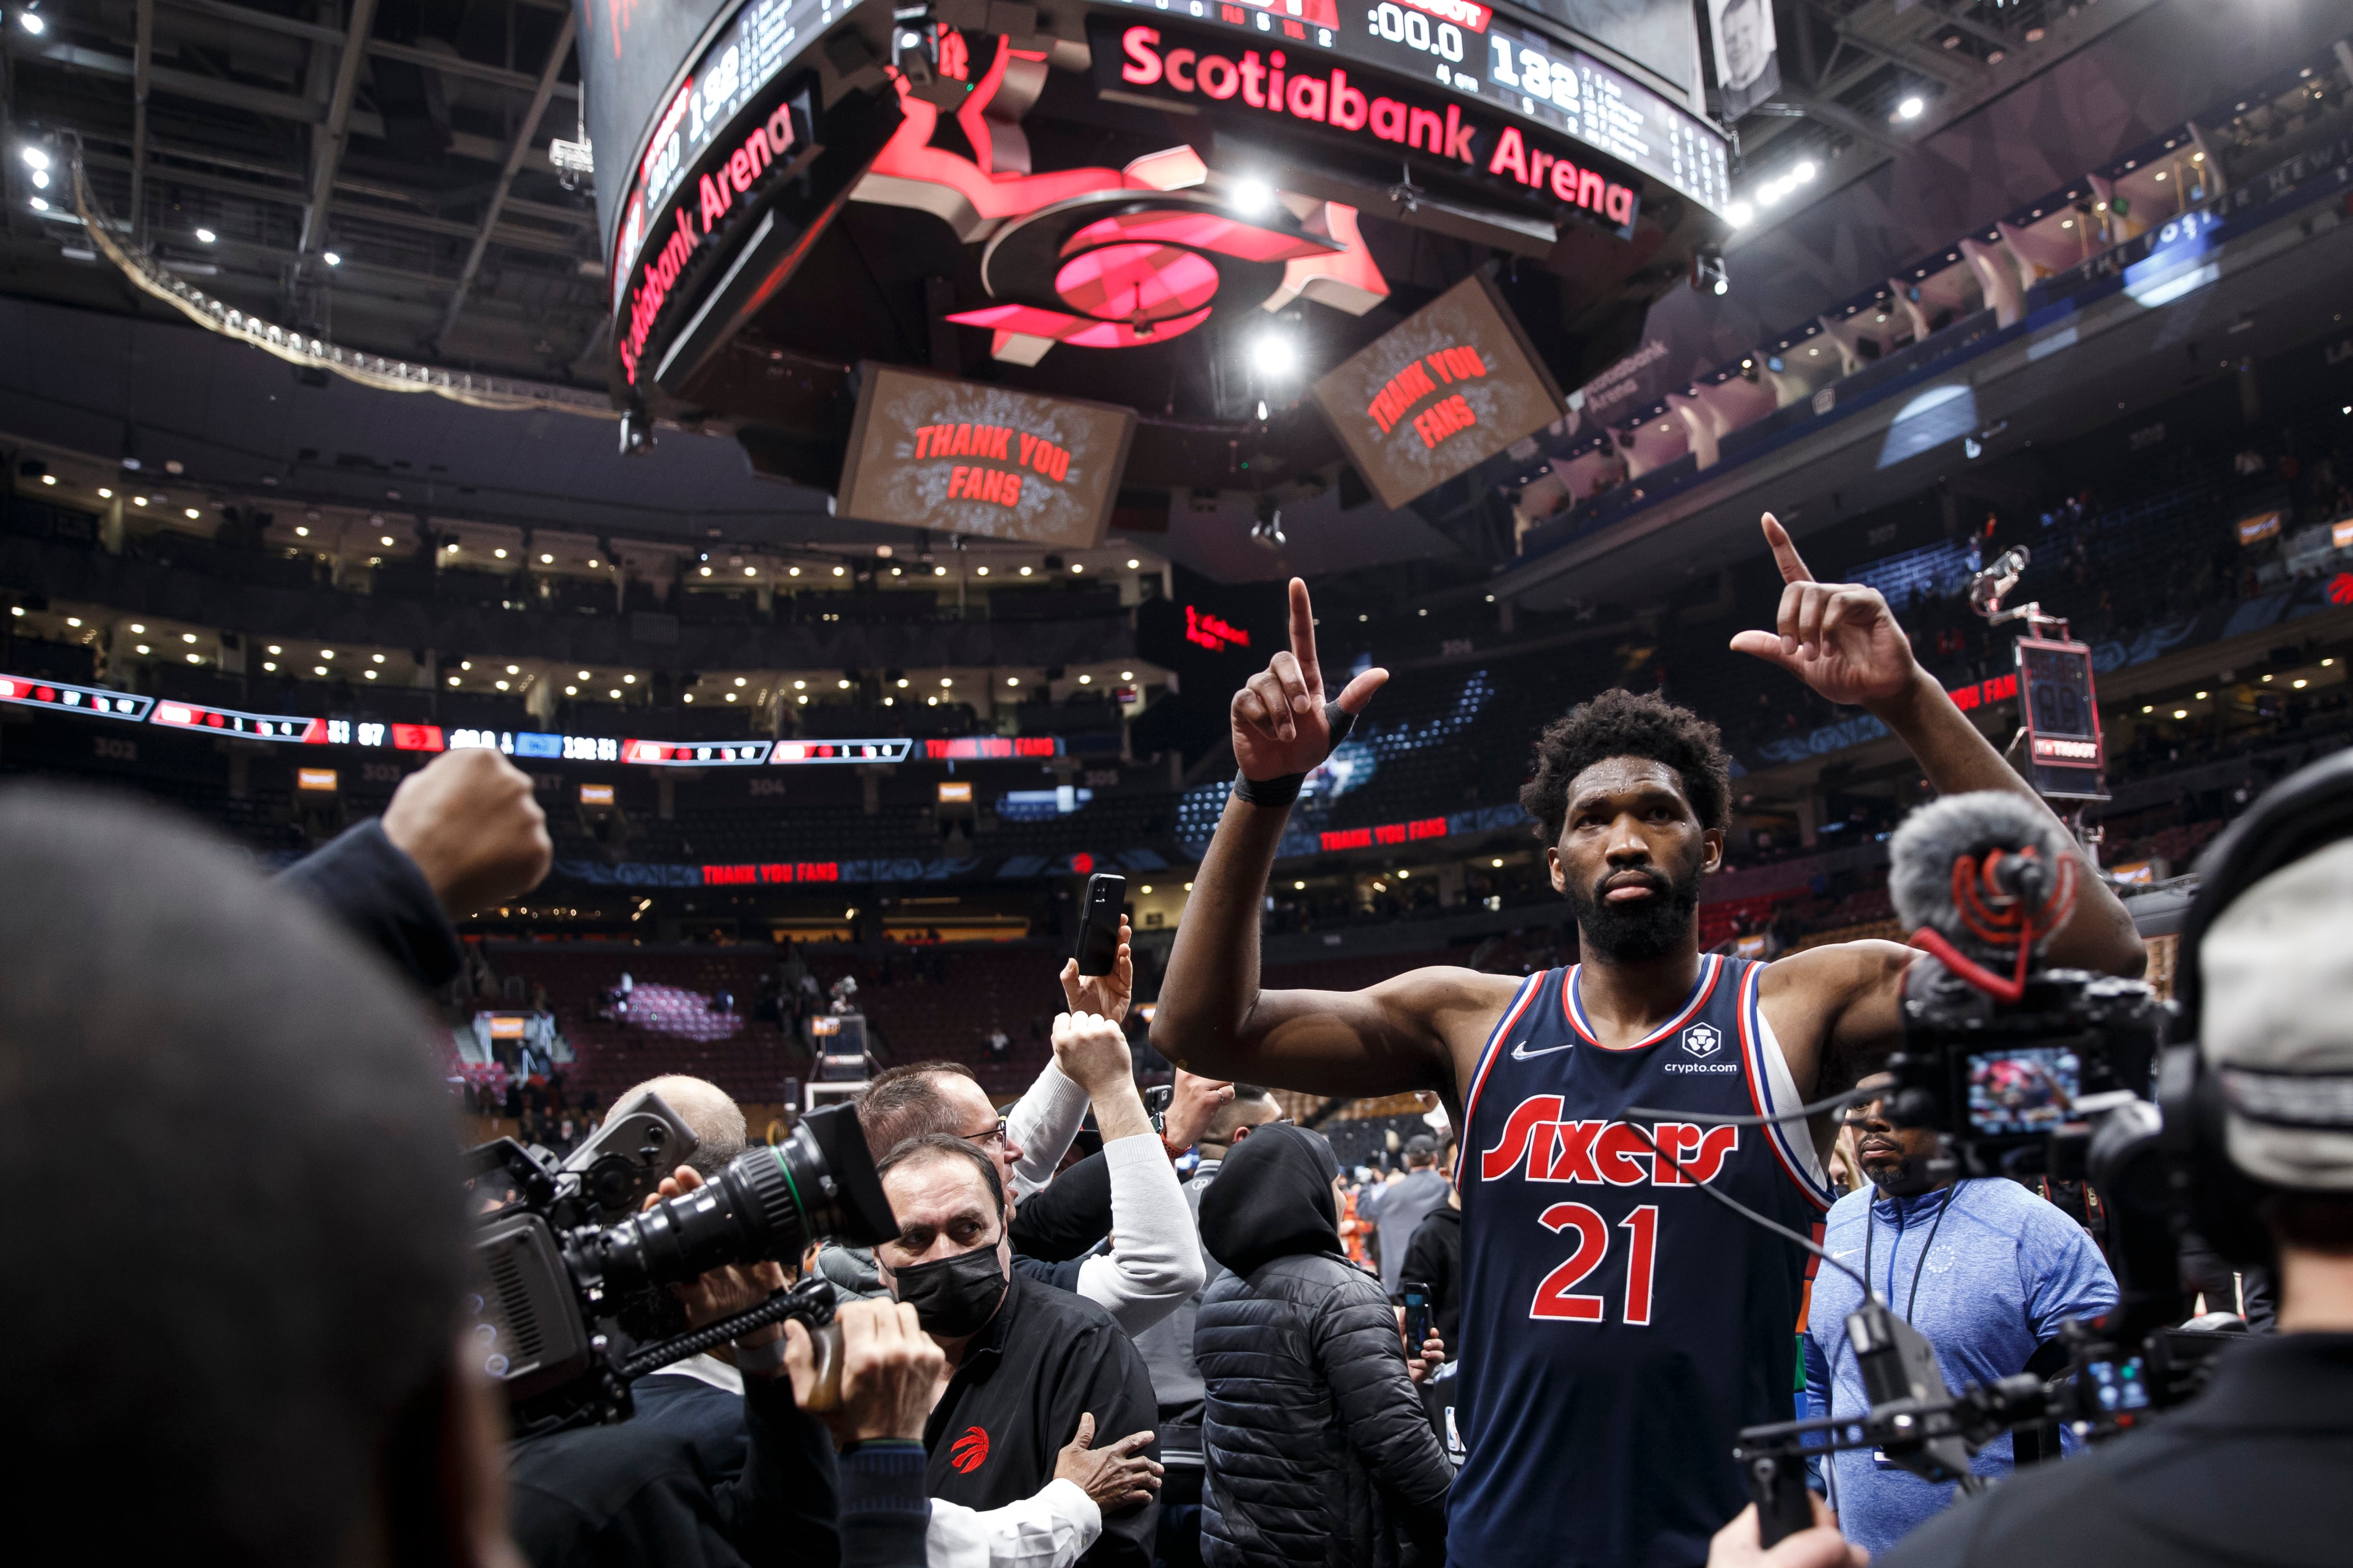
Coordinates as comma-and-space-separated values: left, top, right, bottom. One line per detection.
950, 1426, 990, 1473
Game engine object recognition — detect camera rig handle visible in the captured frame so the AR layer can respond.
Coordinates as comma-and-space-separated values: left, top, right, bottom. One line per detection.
616, 1274, 842, 1382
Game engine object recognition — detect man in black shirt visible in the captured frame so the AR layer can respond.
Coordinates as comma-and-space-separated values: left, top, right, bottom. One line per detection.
875, 1134, 1162, 1567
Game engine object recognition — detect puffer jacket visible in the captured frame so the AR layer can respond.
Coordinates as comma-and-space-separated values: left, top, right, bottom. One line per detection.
1193, 1125, 1451, 1568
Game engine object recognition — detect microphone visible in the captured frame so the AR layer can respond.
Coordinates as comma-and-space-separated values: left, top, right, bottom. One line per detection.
1889, 791, 2078, 1001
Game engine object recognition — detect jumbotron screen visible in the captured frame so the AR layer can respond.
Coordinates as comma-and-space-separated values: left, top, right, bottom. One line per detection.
835, 365, 1138, 548
1311, 270, 1565, 510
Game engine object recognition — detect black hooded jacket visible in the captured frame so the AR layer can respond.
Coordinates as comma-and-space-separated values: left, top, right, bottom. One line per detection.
1193, 1126, 1451, 1568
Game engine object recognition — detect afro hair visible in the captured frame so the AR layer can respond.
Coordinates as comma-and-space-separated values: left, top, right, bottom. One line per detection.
1518, 688, 1732, 844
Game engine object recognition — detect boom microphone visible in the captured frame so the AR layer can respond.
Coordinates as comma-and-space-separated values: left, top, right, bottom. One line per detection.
1889, 791, 2078, 1002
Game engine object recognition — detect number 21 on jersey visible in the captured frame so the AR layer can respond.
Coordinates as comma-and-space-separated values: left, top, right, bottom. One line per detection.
1531, 1203, 1657, 1325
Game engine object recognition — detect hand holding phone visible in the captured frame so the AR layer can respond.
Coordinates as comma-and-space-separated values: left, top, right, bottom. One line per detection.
1073, 873, 1127, 976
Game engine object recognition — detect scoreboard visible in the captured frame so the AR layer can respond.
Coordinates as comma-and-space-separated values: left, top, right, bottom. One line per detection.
2, 675, 1063, 769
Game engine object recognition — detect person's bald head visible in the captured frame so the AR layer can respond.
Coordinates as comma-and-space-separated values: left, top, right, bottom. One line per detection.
612, 1074, 745, 1176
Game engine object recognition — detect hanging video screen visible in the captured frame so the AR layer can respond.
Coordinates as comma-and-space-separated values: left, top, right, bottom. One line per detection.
1518, 0, 1701, 94
836, 365, 1139, 548
1311, 272, 1565, 511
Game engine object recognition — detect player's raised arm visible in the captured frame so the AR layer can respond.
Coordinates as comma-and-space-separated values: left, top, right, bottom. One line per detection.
1149, 580, 1487, 1097
1730, 512, 2143, 979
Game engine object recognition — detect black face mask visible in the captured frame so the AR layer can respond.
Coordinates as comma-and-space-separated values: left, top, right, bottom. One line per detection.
891, 1243, 1009, 1337
1565, 857, 1704, 963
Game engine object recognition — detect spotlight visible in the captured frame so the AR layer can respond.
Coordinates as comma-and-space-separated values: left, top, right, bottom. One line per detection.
618, 406, 654, 456
1229, 178, 1273, 214
195, 227, 216, 244
18, 9, 44, 33
1724, 201, 1753, 227
321, 250, 342, 266
29, 197, 46, 211
30, 169, 46, 189
1690, 249, 1728, 296
20, 147, 46, 171
1250, 334, 1297, 377
1793, 160, 1817, 183
1898, 95, 1925, 120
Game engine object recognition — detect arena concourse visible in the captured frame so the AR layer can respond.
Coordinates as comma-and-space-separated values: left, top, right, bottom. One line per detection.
4, 1, 2353, 1565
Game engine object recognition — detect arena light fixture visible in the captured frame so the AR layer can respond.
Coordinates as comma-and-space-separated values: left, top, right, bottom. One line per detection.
1724, 201, 1753, 228
20, 145, 47, 170
322, 251, 342, 267
540, 552, 554, 564
182, 632, 197, 644
564, 684, 577, 695
833, 565, 846, 577
195, 227, 216, 244
622, 673, 635, 684
28, 196, 46, 211
1228, 178, 1274, 215
447, 676, 460, 687
608, 688, 621, 699
130, 623, 145, 633
699, 565, 712, 576
315, 665, 328, 676
267, 644, 281, 654
976, 566, 989, 576
1007, 676, 1020, 687
1068, 562, 1083, 573
1250, 333, 1299, 377
380, 534, 395, 546
494, 547, 507, 559
794, 679, 807, 690
1078, 673, 1091, 684
1127, 559, 1141, 569
745, 566, 757, 576
364, 669, 377, 679
374, 653, 386, 664
18, 9, 45, 34
1019, 565, 1034, 576
934, 564, 947, 576
1898, 95, 1925, 120
97, 487, 112, 499
1120, 670, 1135, 680
941, 677, 953, 687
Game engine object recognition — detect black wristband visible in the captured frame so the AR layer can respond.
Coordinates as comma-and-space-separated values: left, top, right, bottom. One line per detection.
1233, 701, 1359, 809
1233, 769, 1306, 807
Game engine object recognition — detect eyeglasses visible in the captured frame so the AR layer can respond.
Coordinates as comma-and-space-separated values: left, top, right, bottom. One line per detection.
956, 1118, 1010, 1150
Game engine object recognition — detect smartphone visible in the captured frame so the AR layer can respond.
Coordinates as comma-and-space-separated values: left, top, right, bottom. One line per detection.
1073, 871, 1127, 976
1402, 1280, 1433, 1353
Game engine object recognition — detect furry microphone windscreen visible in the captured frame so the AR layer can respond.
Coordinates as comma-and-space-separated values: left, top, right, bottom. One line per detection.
1888, 791, 2074, 958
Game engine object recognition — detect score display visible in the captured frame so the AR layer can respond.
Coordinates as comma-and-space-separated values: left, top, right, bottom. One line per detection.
2015, 637, 2107, 801
1095, 0, 1730, 214
836, 365, 1138, 548
0, 674, 152, 721
1311, 270, 1564, 509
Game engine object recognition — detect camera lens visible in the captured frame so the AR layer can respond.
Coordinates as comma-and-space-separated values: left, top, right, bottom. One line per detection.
576, 1102, 895, 1289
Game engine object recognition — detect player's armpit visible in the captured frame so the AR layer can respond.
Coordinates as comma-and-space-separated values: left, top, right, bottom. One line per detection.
1758, 939, 1916, 1100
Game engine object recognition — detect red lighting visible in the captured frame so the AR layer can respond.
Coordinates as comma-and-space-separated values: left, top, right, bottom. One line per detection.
1060, 209, 1330, 265
701, 862, 841, 885
1070, 852, 1097, 875
1319, 816, 1448, 852
1184, 605, 1251, 652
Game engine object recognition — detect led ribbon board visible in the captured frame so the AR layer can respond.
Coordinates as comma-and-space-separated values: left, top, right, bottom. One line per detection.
1311, 269, 1565, 509
836, 364, 1138, 548
2015, 637, 2107, 801
1089, 2, 1727, 215
0, 674, 152, 721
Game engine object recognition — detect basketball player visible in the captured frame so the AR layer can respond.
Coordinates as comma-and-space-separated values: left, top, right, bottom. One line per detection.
1149, 515, 2144, 1567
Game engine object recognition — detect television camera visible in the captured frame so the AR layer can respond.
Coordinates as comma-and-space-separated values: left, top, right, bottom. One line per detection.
462, 1092, 898, 1437
1737, 791, 2225, 1545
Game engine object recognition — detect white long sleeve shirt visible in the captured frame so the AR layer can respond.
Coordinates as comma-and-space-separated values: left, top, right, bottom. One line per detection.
1001, 1061, 1205, 1336
927, 1479, 1101, 1568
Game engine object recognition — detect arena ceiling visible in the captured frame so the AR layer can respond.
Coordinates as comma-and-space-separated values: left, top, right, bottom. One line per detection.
0, 0, 2149, 394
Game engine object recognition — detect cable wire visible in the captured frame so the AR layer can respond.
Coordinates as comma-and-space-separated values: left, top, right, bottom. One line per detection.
1625, 1085, 1874, 1128
1614, 1118, 1877, 1300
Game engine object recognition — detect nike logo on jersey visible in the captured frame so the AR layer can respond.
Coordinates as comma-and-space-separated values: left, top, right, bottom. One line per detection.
1510, 1039, 1577, 1060
1477, 1094, 1741, 1186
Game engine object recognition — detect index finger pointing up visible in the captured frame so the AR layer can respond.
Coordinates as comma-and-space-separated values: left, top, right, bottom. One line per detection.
1287, 577, 1323, 699
1761, 512, 1815, 585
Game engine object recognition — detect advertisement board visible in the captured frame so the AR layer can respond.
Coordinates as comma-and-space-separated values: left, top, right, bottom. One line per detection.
1310, 270, 1564, 509
836, 365, 1138, 547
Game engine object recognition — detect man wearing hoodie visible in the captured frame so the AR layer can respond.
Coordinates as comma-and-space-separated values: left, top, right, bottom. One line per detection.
1193, 1124, 1453, 1567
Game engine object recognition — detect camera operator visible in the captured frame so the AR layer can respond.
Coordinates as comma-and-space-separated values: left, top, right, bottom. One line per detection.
873, 1134, 1163, 1567
0, 786, 523, 1568
280, 746, 552, 988
1803, 1078, 2117, 1554
1714, 763, 2353, 1568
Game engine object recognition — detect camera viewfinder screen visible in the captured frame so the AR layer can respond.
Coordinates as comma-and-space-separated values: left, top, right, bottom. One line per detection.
1966, 1046, 2081, 1137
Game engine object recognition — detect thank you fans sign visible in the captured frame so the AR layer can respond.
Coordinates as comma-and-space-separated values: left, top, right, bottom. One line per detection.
836, 365, 1138, 548
1311, 272, 1564, 509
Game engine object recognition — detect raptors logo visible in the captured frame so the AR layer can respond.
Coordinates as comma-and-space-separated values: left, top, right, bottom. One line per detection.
1682, 1022, 1722, 1057
950, 1426, 990, 1473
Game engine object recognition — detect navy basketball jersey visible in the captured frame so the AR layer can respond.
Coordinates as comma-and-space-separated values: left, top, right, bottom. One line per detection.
1450, 953, 1836, 1568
